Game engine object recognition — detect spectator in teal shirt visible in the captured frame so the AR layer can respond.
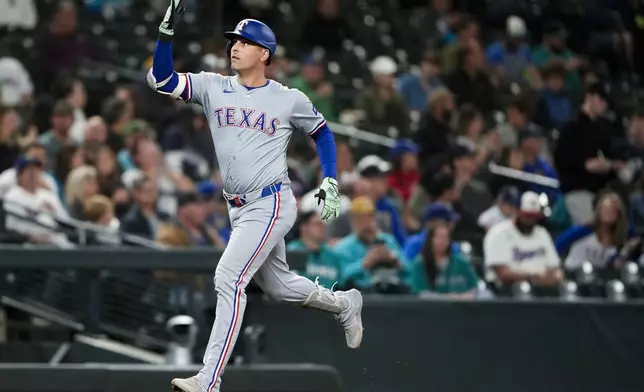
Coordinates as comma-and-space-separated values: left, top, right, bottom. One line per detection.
531, 21, 584, 96
287, 211, 345, 288
410, 222, 478, 297
334, 197, 411, 293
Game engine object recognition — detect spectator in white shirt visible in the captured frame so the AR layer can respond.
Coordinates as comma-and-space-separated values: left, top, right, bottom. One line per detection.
564, 192, 627, 271
0, 56, 34, 106
3, 156, 72, 247
478, 185, 520, 231
0, 143, 59, 198
0, 0, 37, 30
484, 191, 563, 288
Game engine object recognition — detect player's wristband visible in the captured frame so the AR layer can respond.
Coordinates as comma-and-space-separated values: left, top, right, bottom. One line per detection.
158, 31, 173, 42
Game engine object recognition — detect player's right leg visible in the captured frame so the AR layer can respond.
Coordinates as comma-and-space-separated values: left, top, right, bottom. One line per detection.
172, 192, 291, 392
253, 238, 364, 349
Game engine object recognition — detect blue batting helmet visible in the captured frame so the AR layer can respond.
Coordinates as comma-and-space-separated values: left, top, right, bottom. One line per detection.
224, 19, 277, 65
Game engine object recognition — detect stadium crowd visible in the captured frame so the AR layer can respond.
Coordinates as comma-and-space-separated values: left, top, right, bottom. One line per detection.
2, 0, 644, 298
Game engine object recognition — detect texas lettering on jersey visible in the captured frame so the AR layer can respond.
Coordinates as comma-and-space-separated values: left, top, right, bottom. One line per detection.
212, 107, 280, 136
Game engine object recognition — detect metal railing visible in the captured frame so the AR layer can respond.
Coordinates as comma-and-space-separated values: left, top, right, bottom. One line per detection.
0, 198, 163, 249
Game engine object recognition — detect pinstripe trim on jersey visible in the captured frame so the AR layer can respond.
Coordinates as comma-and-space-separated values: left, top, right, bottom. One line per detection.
180, 73, 192, 102
207, 192, 280, 392
308, 119, 327, 136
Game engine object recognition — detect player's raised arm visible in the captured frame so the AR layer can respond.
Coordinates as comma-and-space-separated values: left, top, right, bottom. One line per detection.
147, 0, 212, 104
146, 0, 187, 100
290, 91, 340, 222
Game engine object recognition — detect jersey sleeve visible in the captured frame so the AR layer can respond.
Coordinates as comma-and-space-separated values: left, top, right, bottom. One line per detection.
147, 69, 221, 106
180, 72, 223, 106
483, 228, 511, 267
290, 90, 327, 136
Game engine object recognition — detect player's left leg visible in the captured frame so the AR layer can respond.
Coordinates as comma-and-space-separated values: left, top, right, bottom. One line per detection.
252, 193, 363, 349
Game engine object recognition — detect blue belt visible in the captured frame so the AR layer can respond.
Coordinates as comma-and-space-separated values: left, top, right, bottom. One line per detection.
224, 182, 282, 208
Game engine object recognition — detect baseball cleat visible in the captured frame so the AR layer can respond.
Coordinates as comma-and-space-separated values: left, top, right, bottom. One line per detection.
335, 289, 364, 349
171, 377, 205, 392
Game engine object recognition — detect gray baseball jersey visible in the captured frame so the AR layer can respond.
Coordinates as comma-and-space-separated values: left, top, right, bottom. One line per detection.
184, 72, 327, 194
174, 73, 339, 392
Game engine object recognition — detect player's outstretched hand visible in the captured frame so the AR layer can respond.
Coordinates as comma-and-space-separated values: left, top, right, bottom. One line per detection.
314, 177, 341, 222
159, 0, 186, 36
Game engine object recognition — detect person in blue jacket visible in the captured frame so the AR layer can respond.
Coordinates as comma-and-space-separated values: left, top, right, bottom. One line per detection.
517, 127, 561, 202
355, 154, 407, 247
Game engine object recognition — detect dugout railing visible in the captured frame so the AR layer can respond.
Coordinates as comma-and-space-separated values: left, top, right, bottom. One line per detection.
1, 248, 644, 392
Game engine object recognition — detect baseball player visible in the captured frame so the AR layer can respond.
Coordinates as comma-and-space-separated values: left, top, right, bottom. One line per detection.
147, 2, 364, 392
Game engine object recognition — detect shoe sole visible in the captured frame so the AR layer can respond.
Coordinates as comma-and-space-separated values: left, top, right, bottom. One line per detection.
348, 289, 364, 349
171, 380, 198, 392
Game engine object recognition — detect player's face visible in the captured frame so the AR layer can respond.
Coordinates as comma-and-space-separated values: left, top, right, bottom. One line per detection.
230, 39, 269, 71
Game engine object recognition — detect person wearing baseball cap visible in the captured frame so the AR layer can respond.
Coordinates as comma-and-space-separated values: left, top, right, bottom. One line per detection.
532, 20, 584, 93
2, 155, 71, 247
387, 139, 420, 202
170, 191, 225, 248
477, 185, 520, 231
356, 55, 410, 136
485, 16, 532, 87
518, 126, 560, 201
403, 203, 462, 261
288, 53, 337, 122
483, 191, 563, 291
354, 154, 407, 247
334, 197, 410, 293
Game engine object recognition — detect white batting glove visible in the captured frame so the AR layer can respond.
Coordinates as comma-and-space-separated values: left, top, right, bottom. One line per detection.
159, 0, 186, 36
314, 177, 341, 222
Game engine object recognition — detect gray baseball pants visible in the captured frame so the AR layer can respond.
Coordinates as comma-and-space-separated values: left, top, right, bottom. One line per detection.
195, 188, 333, 392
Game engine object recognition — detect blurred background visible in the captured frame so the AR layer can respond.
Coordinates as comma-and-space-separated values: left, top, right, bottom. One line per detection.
1, 0, 644, 391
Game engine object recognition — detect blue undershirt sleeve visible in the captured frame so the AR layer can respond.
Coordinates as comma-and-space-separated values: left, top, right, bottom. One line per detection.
149, 39, 191, 101
310, 124, 337, 180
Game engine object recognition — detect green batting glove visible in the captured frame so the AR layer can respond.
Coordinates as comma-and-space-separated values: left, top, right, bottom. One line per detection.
314, 177, 341, 222
159, 0, 186, 36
